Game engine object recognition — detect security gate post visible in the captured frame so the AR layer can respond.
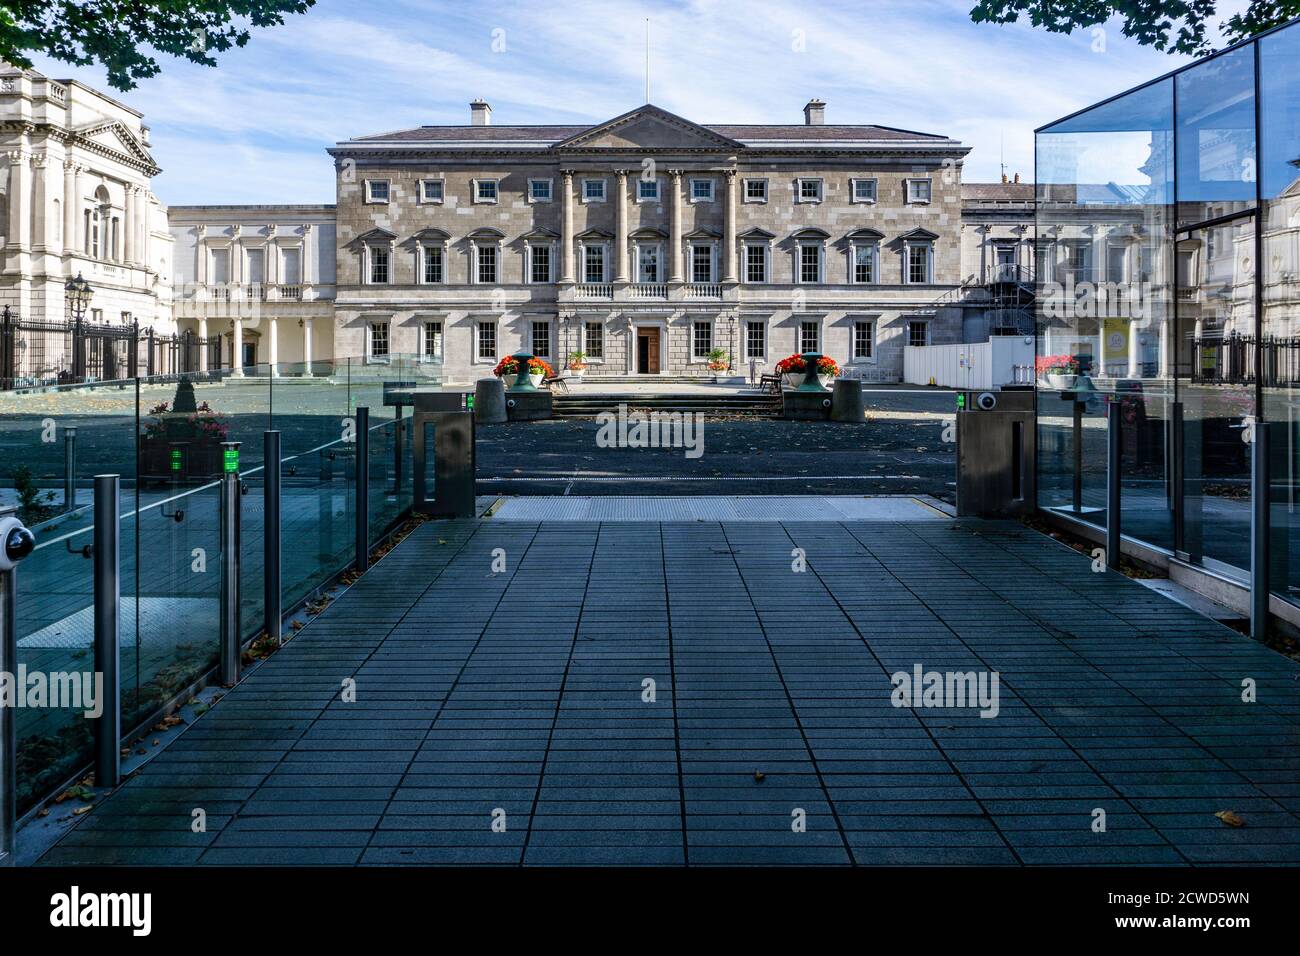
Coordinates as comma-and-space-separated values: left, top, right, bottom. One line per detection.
93, 475, 121, 789
219, 442, 241, 684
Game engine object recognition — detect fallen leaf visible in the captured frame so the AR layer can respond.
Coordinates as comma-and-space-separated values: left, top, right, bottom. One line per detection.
753, 770, 765, 783
72, 806, 93, 816
1215, 810, 1245, 827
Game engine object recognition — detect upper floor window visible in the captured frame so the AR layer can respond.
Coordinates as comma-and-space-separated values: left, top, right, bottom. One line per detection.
745, 244, 768, 283
800, 321, 820, 354
583, 244, 606, 283
582, 178, 606, 202
365, 180, 389, 203
797, 178, 823, 203
210, 247, 230, 285
690, 178, 714, 202
798, 244, 822, 284
906, 178, 932, 204
851, 178, 878, 203
474, 179, 499, 204
369, 322, 390, 359
422, 245, 444, 284
529, 243, 553, 284
852, 244, 877, 284
424, 321, 443, 360
905, 243, 932, 284
690, 244, 715, 283
368, 246, 390, 284
638, 178, 660, 202
529, 178, 553, 202
637, 244, 661, 283
476, 244, 498, 284
420, 179, 444, 203
1106, 244, 1126, 283
744, 179, 768, 203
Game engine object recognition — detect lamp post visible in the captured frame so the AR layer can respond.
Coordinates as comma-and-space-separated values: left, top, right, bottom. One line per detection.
65, 272, 93, 381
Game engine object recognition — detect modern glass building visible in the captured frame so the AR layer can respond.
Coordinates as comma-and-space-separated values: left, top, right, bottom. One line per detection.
1036, 18, 1300, 617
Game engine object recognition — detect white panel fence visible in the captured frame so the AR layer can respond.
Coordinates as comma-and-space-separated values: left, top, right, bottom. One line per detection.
903, 337, 1035, 389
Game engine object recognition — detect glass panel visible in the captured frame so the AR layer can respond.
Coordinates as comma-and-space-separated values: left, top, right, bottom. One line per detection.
1178, 217, 1255, 573
1036, 78, 1176, 547
1175, 44, 1256, 228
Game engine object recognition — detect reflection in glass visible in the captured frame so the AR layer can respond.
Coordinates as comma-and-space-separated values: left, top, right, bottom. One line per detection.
1175, 44, 1256, 227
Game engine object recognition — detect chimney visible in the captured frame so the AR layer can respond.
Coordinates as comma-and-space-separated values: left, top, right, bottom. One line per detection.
470, 99, 492, 126
803, 98, 825, 126
1013, 172, 1021, 184
140, 125, 151, 147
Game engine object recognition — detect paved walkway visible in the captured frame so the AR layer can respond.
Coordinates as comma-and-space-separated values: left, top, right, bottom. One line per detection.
39, 514, 1300, 865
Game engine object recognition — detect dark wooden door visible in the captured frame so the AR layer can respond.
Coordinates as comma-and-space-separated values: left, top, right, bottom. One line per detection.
638, 329, 660, 374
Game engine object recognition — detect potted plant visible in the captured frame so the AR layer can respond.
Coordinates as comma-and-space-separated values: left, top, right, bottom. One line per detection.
566, 351, 588, 382
1036, 354, 1080, 390
706, 347, 730, 382
775, 353, 807, 389
527, 356, 555, 387
816, 355, 840, 388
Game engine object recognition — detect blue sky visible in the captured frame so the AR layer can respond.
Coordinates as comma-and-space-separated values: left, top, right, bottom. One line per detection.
30, 0, 1231, 205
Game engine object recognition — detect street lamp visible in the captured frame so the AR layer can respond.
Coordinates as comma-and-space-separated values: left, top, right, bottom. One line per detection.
65, 272, 93, 380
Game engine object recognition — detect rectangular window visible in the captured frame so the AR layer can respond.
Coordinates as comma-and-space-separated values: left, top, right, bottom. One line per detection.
692, 321, 713, 359
800, 321, 820, 354
1065, 243, 1090, 282
281, 248, 302, 285
745, 244, 767, 283
423, 321, 443, 359
528, 178, 552, 202
423, 246, 443, 284
585, 321, 604, 359
421, 179, 444, 203
477, 322, 496, 361
637, 244, 660, 282
369, 246, 389, 284
691, 245, 714, 283
797, 178, 823, 202
210, 247, 230, 284
475, 179, 499, 203
477, 245, 497, 284
584, 245, 606, 283
583, 178, 606, 202
907, 320, 929, 347
246, 248, 265, 285
852, 178, 878, 203
745, 320, 766, 360
853, 245, 876, 284
1106, 245, 1126, 283
369, 322, 389, 359
744, 179, 768, 202
799, 244, 821, 284
365, 180, 389, 203
531, 321, 551, 358
690, 178, 714, 201
853, 321, 874, 359
906, 244, 931, 284
638, 179, 660, 201
530, 244, 552, 284
907, 178, 933, 203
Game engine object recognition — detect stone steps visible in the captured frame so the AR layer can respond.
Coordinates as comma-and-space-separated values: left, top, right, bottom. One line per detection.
553, 393, 776, 417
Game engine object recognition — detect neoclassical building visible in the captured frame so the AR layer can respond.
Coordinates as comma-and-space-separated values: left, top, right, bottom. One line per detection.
327, 101, 980, 383
0, 64, 172, 336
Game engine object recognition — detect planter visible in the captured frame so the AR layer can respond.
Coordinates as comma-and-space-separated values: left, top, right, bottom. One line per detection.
818, 373, 834, 389
566, 369, 586, 383
529, 372, 544, 388
782, 373, 802, 390
1045, 372, 1078, 390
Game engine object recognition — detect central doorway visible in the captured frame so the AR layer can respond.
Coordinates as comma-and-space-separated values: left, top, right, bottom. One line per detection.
637, 327, 660, 374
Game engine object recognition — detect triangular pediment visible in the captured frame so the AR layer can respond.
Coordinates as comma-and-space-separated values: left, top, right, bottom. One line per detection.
557, 105, 743, 152
75, 121, 157, 169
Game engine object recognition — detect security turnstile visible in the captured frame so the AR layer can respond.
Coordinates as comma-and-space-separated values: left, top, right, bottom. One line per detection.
956, 387, 1036, 517
412, 391, 476, 518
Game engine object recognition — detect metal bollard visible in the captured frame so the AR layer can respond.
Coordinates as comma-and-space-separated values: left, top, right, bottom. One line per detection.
1106, 401, 1122, 571
219, 442, 241, 685
64, 426, 77, 514
1251, 421, 1271, 642
93, 475, 120, 789
264, 431, 282, 646
0, 505, 36, 864
355, 406, 369, 574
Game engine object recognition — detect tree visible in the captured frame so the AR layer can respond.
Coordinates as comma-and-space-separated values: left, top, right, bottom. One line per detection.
0, 1, 316, 91
970, 1, 1300, 56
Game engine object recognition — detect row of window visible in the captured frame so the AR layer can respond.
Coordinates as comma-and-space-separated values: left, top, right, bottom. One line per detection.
364, 176, 934, 207
368, 317, 931, 363
365, 238, 935, 285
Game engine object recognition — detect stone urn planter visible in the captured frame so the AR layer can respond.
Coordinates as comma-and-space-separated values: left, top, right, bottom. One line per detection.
1045, 372, 1078, 390
529, 371, 544, 388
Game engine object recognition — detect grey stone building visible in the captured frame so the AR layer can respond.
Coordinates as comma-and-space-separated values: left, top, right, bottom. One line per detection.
327, 100, 976, 383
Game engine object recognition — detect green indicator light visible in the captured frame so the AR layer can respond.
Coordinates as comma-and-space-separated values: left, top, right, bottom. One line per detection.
170, 449, 183, 471
956, 393, 966, 409
466, 395, 475, 409
223, 448, 239, 474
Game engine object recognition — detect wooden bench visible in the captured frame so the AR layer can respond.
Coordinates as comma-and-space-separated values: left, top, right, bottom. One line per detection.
542, 374, 569, 394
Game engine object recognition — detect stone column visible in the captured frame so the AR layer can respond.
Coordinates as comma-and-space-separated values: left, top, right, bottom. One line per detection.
303, 317, 313, 375
73, 166, 87, 253
615, 169, 629, 282
269, 317, 279, 376
31, 154, 49, 250
232, 319, 244, 377
198, 317, 209, 372
136, 189, 149, 267
7, 151, 31, 252
62, 161, 77, 256
1127, 320, 1141, 378
560, 170, 575, 283
123, 185, 137, 264
669, 170, 683, 282
723, 169, 738, 283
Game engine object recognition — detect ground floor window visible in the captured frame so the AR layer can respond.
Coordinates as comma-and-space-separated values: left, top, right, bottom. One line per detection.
424, 321, 443, 360
907, 320, 929, 347
369, 322, 389, 359
853, 320, 874, 359
799, 320, 820, 354
584, 322, 604, 359
692, 321, 713, 360
477, 322, 496, 361
531, 320, 551, 358
745, 320, 765, 360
